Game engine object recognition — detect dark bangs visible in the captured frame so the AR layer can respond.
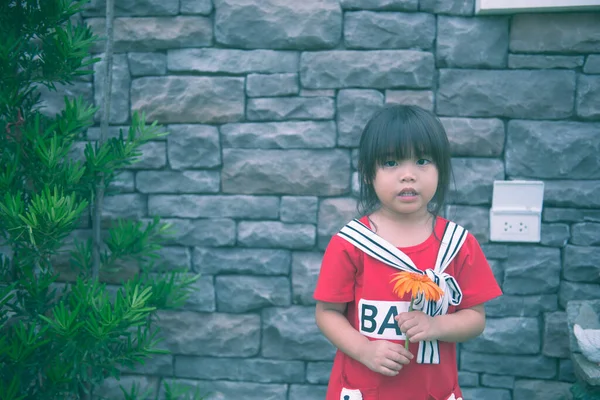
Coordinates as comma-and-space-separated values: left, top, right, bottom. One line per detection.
357, 105, 452, 216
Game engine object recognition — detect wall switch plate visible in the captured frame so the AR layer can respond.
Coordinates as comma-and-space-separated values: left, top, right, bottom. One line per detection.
489, 180, 545, 243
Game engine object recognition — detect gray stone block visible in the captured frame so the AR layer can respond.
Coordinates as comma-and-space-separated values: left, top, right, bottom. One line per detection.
122, 354, 173, 376
462, 317, 540, 355
292, 252, 324, 305
159, 218, 236, 247
540, 223, 570, 248
486, 294, 558, 318
261, 306, 336, 360
385, 90, 434, 111
513, 379, 573, 400
222, 149, 351, 195
577, 74, 600, 120
128, 52, 167, 76
301, 89, 336, 97
445, 205, 489, 243
94, 54, 130, 124
543, 208, 584, 223
103, 193, 146, 221
559, 358, 577, 383
337, 89, 384, 147
481, 244, 508, 260
571, 223, 600, 246
449, 158, 504, 205
420, 0, 474, 15
238, 221, 315, 249
544, 181, 600, 209
214, 0, 342, 49
149, 195, 279, 219
341, 0, 417, 10
559, 281, 600, 308
542, 311, 570, 359
173, 356, 304, 382
136, 171, 220, 194
563, 246, 600, 283
344, 11, 434, 49
87, 17, 213, 52
281, 196, 319, 224
216, 276, 291, 312
584, 55, 600, 74
181, 275, 216, 313
167, 49, 298, 74
489, 259, 503, 289
509, 54, 584, 69
108, 171, 135, 193
437, 16, 508, 68
222, 121, 337, 149
167, 124, 220, 169
95, 376, 159, 399
438, 69, 575, 119
289, 385, 329, 400
458, 370, 479, 387
132, 77, 244, 124
247, 97, 335, 121
157, 311, 260, 356
352, 171, 360, 197
318, 198, 359, 249
481, 374, 514, 389
301, 50, 434, 89
86, 125, 133, 141
503, 246, 560, 295
461, 351, 557, 379
38, 81, 93, 118
180, 0, 212, 14
511, 13, 600, 53
247, 73, 299, 97
157, 379, 288, 399
83, 0, 178, 16
306, 361, 333, 384
193, 248, 291, 275
441, 118, 505, 157
153, 246, 191, 272
123, 141, 167, 170
461, 387, 510, 400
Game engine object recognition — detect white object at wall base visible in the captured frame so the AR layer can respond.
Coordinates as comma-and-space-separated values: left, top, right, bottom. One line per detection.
489, 180, 544, 243
476, 0, 600, 14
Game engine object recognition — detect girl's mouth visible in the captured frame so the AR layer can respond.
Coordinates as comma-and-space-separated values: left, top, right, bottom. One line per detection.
398, 189, 418, 197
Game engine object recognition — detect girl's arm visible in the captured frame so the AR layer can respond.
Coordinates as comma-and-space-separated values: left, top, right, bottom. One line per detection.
316, 301, 413, 376
396, 304, 486, 344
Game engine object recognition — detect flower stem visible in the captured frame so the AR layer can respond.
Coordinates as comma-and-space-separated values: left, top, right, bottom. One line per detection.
405, 297, 415, 350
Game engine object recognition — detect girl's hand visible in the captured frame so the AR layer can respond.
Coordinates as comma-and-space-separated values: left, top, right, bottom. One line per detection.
396, 311, 440, 343
357, 340, 413, 376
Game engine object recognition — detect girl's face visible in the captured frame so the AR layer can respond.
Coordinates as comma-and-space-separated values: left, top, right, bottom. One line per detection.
372, 155, 439, 220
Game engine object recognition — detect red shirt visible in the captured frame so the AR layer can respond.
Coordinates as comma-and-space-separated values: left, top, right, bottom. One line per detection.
314, 216, 502, 400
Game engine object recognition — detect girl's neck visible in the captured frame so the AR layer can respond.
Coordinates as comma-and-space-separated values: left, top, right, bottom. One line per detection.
368, 209, 436, 248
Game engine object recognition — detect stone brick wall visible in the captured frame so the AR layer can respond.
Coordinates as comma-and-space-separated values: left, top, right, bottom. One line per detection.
49, 0, 600, 398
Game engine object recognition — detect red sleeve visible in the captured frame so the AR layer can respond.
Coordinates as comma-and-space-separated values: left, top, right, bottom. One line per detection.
313, 234, 359, 303
454, 233, 503, 310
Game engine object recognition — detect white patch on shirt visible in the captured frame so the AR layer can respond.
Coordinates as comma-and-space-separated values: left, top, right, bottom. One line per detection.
358, 299, 411, 340
341, 388, 362, 400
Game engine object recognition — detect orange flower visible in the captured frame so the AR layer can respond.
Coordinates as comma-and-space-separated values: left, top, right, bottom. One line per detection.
390, 271, 444, 302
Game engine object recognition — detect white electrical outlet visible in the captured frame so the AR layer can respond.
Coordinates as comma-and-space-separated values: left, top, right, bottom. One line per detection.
489, 180, 544, 243
490, 212, 540, 242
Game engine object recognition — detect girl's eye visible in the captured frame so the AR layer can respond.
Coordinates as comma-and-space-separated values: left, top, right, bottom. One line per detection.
382, 160, 397, 167
416, 159, 432, 166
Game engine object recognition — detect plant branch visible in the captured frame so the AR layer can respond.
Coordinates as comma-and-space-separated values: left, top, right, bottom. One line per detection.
92, 0, 115, 279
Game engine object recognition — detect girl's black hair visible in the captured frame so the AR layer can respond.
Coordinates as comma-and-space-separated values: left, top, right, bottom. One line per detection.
357, 104, 452, 219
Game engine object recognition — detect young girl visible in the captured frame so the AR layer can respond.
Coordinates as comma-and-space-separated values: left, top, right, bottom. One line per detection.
314, 105, 502, 400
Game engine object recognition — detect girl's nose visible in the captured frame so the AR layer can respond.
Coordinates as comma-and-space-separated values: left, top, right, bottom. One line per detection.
397, 163, 416, 181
